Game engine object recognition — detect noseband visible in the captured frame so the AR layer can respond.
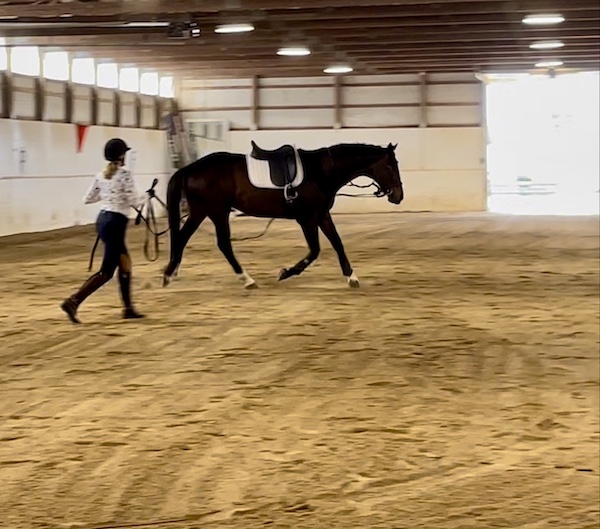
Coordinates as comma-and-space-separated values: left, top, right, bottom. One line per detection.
374, 186, 393, 198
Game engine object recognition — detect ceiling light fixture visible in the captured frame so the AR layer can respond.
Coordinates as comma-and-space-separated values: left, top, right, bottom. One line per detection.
522, 13, 565, 25
277, 46, 311, 56
529, 40, 565, 50
214, 23, 255, 33
324, 65, 353, 74
535, 59, 564, 68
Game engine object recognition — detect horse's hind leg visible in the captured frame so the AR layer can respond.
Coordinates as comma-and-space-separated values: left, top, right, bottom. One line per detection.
211, 210, 257, 289
278, 218, 320, 281
163, 210, 206, 284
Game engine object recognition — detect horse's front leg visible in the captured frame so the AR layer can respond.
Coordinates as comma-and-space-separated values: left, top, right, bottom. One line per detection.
278, 218, 320, 281
319, 213, 359, 288
211, 210, 257, 289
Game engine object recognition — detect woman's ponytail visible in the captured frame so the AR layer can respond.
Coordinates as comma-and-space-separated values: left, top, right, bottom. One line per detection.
103, 161, 119, 179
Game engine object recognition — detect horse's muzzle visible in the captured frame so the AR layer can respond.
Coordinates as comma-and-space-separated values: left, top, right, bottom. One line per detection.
388, 185, 404, 204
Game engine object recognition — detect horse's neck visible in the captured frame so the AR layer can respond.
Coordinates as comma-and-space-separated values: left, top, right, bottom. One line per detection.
324, 149, 379, 192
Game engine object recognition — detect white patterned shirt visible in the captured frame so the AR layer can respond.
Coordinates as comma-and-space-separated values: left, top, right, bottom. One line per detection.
83, 168, 145, 217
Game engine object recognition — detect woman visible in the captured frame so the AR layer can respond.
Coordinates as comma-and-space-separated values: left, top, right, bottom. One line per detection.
61, 138, 145, 324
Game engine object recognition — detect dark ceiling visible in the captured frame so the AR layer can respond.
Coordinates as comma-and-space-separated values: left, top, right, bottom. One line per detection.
0, 0, 598, 78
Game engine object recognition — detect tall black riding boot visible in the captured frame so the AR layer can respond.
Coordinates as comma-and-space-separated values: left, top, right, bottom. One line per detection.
61, 271, 111, 324
118, 271, 144, 320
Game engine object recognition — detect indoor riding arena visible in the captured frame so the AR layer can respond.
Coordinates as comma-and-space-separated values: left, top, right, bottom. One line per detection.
1, 2, 599, 529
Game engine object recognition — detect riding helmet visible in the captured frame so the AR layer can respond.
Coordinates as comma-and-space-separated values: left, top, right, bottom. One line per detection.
104, 138, 131, 162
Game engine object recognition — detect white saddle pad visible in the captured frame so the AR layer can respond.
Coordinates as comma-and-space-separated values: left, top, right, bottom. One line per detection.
245, 149, 305, 190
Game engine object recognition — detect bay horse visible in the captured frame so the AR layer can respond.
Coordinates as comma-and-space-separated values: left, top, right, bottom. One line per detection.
162, 142, 404, 289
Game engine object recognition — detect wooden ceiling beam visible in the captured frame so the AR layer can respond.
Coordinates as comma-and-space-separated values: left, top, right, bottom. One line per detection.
123, 53, 600, 70
1, 15, 597, 38
1, 21, 597, 40
0, 0, 554, 18
5, 0, 595, 24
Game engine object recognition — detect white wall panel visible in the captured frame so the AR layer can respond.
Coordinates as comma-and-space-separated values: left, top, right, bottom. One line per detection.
428, 83, 480, 104
73, 84, 92, 124
182, 88, 251, 109
12, 75, 36, 120
97, 88, 115, 126
260, 108, 333, 129
140, 95, 155, 128
0, 120, 172, 236
183, 109, 250, 131
427, 105, 480, 126
344, 106, 419, 128
261, 86, 334, 107
344, 85, 420, 106
120, 92, 137, 128
44, 80, 66, 122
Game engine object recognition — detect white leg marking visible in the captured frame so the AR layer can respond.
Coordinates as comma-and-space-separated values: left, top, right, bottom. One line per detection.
237, 270, 257, 289
346, 272, 360, 288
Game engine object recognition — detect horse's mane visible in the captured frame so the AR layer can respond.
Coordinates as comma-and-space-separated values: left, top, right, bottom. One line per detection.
301, 142, 388, 155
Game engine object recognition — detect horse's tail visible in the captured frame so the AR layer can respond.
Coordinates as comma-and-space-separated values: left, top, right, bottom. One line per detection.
163, 168, 185, 283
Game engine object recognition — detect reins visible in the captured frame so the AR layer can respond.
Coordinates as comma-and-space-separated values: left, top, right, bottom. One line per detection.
87, 178, 178, 270
87, 179, 275, 270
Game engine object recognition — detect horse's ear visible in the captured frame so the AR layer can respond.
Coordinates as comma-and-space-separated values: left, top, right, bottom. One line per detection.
387, 142, 397, 151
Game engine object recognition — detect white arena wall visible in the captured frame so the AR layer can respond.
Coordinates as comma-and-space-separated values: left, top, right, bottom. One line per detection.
178, 72, 487, 214
0, 73, 173, 237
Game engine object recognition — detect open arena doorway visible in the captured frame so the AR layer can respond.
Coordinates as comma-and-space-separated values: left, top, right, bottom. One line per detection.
485, 71, 599, 215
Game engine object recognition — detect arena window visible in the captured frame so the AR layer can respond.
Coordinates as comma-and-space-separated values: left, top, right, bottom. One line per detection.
11, 46, 40, 76
71, 57, 95, 85
159, 76, 174, 98
119, 67, 139, 92
97, 62, 119, 89
43, 51, 69, 81
140, 72, 159, 95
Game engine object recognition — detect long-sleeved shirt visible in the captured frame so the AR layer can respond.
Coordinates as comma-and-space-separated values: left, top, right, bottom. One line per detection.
83, 168, 145, 217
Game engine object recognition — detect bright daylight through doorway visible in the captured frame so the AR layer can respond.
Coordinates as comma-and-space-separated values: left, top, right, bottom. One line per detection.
485, 71, 599, 215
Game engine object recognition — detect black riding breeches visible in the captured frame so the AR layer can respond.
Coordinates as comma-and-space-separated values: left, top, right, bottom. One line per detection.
96, 211, 129, 277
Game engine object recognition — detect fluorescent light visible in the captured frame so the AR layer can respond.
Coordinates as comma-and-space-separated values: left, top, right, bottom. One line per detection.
214, 23, 255, 33
324, 65, 353, 74
530, 40, 565, 50
277, 46, 311, 56
522, 14, 565, 25
535, 60, 564, 68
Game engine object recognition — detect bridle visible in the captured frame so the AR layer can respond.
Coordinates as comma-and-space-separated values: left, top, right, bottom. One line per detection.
327, 148, 395, 199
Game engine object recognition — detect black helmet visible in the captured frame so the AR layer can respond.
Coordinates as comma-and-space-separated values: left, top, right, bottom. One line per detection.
104, 138, 131, 162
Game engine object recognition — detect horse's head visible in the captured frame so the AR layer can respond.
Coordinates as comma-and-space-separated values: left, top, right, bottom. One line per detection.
362, 143, 404, 204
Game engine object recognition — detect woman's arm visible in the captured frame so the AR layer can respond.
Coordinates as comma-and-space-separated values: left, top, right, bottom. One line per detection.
83, 176, 101, 204
122, 170, 146, 209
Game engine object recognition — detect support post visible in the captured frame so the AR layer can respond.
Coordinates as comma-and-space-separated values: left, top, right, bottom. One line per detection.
251, 74, 259, 130
114, 91, 121, 127
0, 72, 13, 119
419, 72, 428, 128
34, 77, 44, 121
334, 75, 342, 129
90, 86, 98, 125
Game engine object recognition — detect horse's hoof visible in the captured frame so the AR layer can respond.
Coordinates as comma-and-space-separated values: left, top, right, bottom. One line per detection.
245, 281, 258, 289
347, 274, 360, 288
278, 268, 290, 281
162, 275, 172, 287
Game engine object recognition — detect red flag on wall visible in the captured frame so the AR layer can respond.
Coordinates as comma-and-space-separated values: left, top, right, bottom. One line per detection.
76, 124, 89, 153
